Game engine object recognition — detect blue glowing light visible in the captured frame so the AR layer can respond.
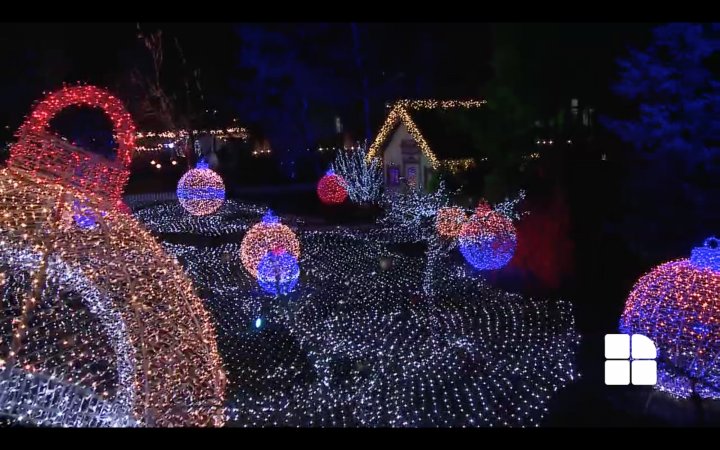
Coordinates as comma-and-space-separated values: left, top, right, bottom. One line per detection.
196, 159, 210, 169
71, 200, 107, 230
690, 237, 720, 271
459, 234, 516, 271
257, 249, 300, 295
255, 318, 263, 329
175, 187, 225, 201
261, 210, 280, 225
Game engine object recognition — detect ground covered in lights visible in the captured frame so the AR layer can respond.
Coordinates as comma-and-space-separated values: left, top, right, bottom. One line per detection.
134, 199, 580, 427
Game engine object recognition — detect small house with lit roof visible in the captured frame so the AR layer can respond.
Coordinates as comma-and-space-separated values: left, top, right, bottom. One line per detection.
366, 99, 486, 192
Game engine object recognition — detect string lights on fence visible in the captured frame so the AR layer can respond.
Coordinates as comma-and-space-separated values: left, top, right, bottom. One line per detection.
134, 127, 248, 154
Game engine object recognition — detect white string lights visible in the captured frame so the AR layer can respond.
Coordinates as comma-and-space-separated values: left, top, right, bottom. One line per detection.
330, 147, 384, 205
136, 199, 579, 427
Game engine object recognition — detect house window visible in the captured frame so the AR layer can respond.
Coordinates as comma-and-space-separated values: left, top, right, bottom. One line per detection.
387, 166, 400, 186
406, 165, 418, 187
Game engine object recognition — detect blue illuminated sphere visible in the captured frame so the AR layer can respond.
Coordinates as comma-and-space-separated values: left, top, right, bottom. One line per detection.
257, 249, 300, 295
458, 210, 516, 271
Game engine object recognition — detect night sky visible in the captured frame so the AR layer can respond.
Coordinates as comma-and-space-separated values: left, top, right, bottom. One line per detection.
0, 22, 655, 145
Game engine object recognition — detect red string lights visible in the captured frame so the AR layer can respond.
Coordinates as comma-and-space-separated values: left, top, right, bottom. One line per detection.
0, 85, 226, 427
7, 85, 136, 212
317, 169, 348, 205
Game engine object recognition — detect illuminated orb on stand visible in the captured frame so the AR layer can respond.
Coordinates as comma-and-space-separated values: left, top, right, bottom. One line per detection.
241, 211, 301, 278
435, 206, 467, 239
177, 160, 225, 216
458, 201, 517, 270
620, 237, 720, 399
317, 169, 348, 205
257, 249, 300, 295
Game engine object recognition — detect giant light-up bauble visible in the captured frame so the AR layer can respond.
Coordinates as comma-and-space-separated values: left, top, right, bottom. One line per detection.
257, 249, 300, 295
620, 237, 720, 399
240, 211, 301, 278
177, 160, 225, 216
317, 169, 348, 205
0, 85, 225, 427
435, 206, 467, 239
459, 201, 517, 270
0, 168, 226, 427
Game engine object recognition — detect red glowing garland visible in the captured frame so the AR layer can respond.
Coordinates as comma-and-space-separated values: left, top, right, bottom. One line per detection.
8, 85, 136, 211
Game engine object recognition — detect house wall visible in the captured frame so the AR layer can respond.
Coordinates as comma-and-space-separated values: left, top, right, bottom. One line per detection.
382, 124, 433, 192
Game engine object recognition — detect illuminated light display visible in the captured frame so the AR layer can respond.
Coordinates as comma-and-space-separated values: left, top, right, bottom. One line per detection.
366, 99, 485, 173
459, 201, 517, 271
157, 219, 579, 427
240, 211, 301, 278
132, 199, 265, 237
256, 249, 300, 296
317, 169, 348, 205
0, 86, 226, 426
134, 126, 248, 153
177, 160, 226, 216
70, 198, 108, 230
0, 168, 227, 427
7, 85, 135, 212
690, 237, 720, 271
620, 237, 720, 399
435, 206, 467, 239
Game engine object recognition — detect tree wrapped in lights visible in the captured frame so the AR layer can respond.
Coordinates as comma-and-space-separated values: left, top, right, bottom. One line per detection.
330, 146, 383, 205
240, 211, 301, 278
459, 200, 518, 271
378, 182, 457, 295
257, 249, 300, 296
620, 237, 720, 399
379, 182, 454, 242
0, 87, 226, 427
177, 159, 226, 216
317, 169, 348, 205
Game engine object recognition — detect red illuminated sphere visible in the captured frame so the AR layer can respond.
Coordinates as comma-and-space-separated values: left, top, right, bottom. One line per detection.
620, 237, 720, 399
317, 169, 348, 205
